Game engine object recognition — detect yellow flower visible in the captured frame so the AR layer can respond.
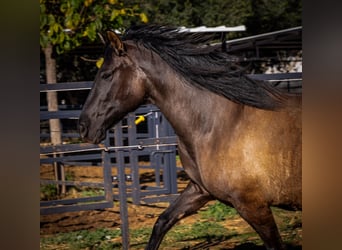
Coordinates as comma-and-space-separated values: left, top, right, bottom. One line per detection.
96, 58, 104, 68
140, 13, 148, 23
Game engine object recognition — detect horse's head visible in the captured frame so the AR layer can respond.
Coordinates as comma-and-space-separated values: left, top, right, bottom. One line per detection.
79, 30, 147, 144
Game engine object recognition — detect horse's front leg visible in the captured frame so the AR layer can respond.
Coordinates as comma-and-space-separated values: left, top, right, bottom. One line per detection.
145, 180, 213, 250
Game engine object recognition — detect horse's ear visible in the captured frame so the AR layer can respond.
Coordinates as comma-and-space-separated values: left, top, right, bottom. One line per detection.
98, 32, 106, 45
106, 30, 126, 56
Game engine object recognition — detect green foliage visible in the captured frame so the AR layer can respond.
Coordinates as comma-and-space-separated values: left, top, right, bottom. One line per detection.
40, 0, 301, 82
141, 0, 246, 39
199, 201, 238, 221
40, 184, 58, 200
40, 0, 148, 54
140, 0, 301, 38
244, 0, 302, 35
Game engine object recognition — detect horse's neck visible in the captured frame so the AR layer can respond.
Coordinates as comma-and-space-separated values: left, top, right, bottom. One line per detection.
151, 78, 208, 136
132, 45, 241, 142
146, 61, 238, 141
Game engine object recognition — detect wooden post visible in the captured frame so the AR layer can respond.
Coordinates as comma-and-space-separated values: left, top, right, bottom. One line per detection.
43, 43, 65, 195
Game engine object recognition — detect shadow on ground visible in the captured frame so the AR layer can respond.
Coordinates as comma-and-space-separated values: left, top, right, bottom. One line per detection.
180, 239, 301, 250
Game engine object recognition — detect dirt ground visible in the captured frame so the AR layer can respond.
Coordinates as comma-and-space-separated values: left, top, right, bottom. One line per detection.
40, 164, 302, 249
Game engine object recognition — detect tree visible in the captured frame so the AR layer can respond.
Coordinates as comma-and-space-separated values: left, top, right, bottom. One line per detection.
140, 0, 301, 38
244, 0, 302, 35
40, 0, 147, 144
40, 0, 147, 193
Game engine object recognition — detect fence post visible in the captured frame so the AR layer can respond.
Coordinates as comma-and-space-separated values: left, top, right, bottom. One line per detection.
103, 132, 114, 207
127, 113, 141, 205
114, 122, 130, 250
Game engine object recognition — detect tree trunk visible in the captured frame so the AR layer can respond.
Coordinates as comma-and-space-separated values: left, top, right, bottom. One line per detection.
44, 44, 61, 144
43, 43, 65, 195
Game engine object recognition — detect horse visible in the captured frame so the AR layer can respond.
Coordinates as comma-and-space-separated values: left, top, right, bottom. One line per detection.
79, 24, 302, 250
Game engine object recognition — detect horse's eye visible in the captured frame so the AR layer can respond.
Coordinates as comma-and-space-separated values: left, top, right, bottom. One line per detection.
101, 70, 113, 81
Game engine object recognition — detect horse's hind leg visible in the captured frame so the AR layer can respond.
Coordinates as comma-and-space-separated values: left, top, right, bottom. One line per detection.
233, 202, 285, 250
145, 181, 213, 250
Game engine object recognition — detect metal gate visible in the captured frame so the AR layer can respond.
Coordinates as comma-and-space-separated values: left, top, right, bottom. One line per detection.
40, 104, 180, 215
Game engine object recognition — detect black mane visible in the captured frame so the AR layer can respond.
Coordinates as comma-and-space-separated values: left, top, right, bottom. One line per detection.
122, 24, 287, 110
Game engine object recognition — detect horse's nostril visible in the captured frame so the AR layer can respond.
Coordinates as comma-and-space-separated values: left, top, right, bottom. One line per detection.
79, 122, 88, 138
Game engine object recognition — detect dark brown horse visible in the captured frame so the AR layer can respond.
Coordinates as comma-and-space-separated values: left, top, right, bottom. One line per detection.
79, 25, 301, 250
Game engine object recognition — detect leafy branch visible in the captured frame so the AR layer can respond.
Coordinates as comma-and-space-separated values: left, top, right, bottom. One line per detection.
40, 0, 148, 54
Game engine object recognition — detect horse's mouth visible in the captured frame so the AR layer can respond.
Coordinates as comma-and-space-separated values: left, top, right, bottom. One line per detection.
81, 128, 106, 144
79, 118, 119, 144
92, 128, 106, 144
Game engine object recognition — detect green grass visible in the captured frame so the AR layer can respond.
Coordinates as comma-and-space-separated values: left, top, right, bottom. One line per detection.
40, 184, 58, 200
80, 188, 105, 198
40, 202, 239, 249
40, 202, 301, 249
40, 228, 122, 250
199, 201, 238, 221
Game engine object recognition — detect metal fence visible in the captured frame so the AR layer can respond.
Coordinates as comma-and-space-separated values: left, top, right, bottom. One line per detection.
40, 81, 186, 249
40, 104, 180, 213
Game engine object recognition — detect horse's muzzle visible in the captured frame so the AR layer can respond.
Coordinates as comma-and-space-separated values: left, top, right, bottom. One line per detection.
79, 121, 105, 144
78, 122, 88, 139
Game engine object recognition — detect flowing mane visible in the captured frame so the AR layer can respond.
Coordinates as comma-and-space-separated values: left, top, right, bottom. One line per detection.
122, 24, 287, 110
